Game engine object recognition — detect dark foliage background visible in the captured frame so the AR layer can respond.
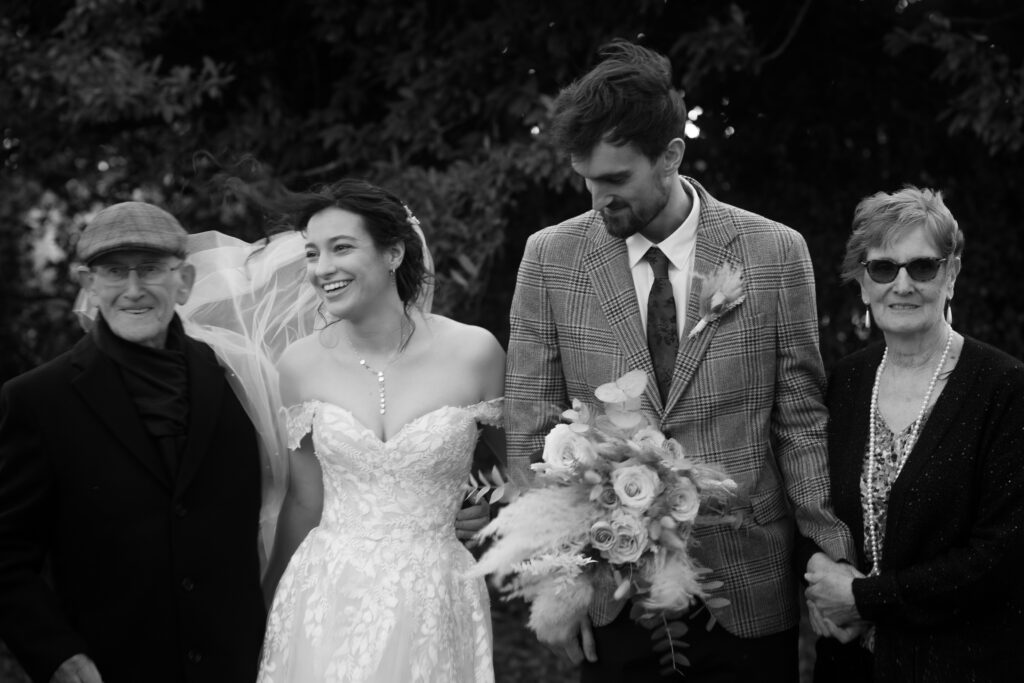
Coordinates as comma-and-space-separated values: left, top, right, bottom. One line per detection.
1, 0, 1022, 680
3, 0, 1022, 385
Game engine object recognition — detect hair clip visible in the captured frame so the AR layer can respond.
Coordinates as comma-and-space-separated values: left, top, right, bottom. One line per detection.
403, 204, 420, 227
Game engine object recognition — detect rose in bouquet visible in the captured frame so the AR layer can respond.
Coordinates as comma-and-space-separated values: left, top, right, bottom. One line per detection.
472, 370, 737, 652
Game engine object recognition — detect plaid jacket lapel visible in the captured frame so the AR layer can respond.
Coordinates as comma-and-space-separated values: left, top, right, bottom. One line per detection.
663, 180, 738, 414
583, 220, 662, 410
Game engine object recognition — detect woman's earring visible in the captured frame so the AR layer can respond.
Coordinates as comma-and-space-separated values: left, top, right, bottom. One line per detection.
855, 302, 872, 341
945, 299, 953, 326
389, 268, 396, 280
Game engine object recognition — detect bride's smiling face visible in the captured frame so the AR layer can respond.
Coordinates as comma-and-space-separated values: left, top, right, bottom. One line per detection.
304, 207, 403, 320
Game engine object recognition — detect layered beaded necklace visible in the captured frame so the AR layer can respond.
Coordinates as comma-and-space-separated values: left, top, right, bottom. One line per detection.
342, 323, 410, 416
863, 327, 953, 576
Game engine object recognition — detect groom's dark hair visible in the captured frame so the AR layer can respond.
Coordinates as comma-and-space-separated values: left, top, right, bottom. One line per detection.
550, 40, 687, 161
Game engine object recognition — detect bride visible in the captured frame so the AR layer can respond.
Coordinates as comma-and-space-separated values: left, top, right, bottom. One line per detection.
254, 179, 504, 682
166, 178, 503, 682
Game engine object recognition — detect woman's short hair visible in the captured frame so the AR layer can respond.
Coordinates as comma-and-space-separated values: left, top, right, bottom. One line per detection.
840, 185, 965, 283
277, 179, 430, 307
550, 40, 687, 161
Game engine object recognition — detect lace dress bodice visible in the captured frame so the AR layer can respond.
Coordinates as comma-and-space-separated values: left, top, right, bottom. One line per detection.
286, 399, 502, 546
258, 398, 501, 683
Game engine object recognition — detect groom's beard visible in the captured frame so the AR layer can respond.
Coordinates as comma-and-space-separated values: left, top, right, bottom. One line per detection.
601, 186, 670, 239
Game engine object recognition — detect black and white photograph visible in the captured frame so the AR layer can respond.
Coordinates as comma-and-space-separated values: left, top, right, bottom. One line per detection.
1, 1, 1022, 682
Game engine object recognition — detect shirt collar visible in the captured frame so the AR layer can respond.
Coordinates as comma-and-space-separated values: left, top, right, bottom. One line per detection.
626, 176, 701, 269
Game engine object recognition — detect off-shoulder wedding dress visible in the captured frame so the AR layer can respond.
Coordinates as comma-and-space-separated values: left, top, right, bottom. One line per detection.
256, 399, 500, 683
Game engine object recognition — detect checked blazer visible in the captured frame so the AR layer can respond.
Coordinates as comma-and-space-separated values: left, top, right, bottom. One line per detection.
505, 178, 855, 639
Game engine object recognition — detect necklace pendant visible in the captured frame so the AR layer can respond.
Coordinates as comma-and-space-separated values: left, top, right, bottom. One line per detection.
345, 326, 405, 418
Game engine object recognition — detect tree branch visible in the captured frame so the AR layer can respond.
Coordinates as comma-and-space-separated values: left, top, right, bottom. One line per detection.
757, 0, 815, 69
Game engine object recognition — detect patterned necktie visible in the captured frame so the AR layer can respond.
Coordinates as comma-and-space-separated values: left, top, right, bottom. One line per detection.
644, 246, 678, 402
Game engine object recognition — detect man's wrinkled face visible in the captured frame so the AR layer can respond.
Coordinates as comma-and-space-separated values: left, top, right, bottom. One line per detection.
81, 250, 194, 348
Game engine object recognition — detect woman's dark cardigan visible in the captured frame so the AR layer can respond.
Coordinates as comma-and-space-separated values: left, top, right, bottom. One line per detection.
826, 336, 1024, 682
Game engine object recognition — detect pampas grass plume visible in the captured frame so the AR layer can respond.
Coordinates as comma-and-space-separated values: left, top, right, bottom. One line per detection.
641, 550, 706, 613
527, 576, 594, 644
471, 486, 599, 578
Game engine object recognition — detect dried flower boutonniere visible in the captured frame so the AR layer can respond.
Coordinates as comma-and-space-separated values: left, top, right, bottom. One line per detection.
688, 262, 745, 339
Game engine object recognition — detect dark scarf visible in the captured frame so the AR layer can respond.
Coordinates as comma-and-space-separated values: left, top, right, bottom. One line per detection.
92, 313, 190, 478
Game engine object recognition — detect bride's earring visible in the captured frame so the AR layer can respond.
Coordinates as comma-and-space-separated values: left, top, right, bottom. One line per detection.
945, 298, 953, 326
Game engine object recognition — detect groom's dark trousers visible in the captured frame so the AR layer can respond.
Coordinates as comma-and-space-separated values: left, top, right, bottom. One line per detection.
581, 601, 798, 683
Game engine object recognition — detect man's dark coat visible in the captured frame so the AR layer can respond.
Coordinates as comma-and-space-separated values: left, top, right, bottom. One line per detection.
0, 331, 266, 683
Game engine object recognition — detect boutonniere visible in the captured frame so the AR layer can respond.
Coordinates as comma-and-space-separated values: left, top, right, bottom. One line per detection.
688, 262, 745, 339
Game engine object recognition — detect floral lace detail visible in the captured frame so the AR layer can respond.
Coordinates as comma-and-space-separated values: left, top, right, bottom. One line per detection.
468, 397, 503, 428
259, 400, 497, 682
284, 402, 317, 450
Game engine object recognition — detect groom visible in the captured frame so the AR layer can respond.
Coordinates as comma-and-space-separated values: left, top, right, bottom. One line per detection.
505, 41, 856, 681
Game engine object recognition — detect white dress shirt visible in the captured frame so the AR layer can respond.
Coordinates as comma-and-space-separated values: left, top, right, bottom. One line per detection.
625, 177, 701, 339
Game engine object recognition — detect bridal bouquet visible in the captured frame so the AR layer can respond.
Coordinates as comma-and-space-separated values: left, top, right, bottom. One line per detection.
473, 370, 737, 645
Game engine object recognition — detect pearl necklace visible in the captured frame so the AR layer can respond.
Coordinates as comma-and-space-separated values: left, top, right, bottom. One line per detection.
342, 327, 408, 416
864, 327, 953, 576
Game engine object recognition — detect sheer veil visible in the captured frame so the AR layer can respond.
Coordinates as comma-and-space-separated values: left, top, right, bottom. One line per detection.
73, 223, 435, 575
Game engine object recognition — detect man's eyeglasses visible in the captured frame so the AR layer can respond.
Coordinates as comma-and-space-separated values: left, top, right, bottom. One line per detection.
90, 262, 183, 285
860, 257, 947, 284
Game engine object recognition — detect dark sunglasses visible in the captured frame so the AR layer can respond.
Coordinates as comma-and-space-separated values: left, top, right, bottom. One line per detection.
860, 257, 947, 284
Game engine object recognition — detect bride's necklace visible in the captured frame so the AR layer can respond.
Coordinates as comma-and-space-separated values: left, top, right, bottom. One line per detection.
864, 327, 952, 576
342, 324, 410, 416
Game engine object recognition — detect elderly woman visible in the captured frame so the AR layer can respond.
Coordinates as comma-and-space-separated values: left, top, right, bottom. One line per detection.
805, 186, 1024, 682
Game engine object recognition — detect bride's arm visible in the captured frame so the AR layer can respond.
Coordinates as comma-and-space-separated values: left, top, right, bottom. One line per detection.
261, 341, 324, 606
456, 328, 506, 541
473, 331, 507, 471
261, 442, 323, 606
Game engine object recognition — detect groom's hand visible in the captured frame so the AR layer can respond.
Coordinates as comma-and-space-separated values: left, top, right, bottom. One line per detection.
551, 615, 597, 665
50, 654, 104, 683
455, 499, 490, 541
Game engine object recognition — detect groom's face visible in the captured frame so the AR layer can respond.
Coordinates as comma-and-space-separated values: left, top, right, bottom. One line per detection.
571, 140, 671, 239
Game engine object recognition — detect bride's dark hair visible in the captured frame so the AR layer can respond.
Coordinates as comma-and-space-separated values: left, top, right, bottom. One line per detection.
226, 176, 431, 308
279, 179, 430, 308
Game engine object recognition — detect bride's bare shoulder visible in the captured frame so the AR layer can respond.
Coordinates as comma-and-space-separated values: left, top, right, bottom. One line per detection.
277, 333, 328, 377
424, 315, 504, 365
276, 333, 337, 405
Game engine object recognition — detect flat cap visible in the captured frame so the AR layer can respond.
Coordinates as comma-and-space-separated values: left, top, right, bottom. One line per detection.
76, 201, 188, 263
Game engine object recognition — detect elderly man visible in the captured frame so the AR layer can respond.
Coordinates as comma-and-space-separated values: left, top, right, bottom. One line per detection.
0, 202, 266, 683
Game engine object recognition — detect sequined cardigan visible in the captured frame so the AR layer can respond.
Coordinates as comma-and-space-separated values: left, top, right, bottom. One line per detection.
826, 336, 1024, 682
